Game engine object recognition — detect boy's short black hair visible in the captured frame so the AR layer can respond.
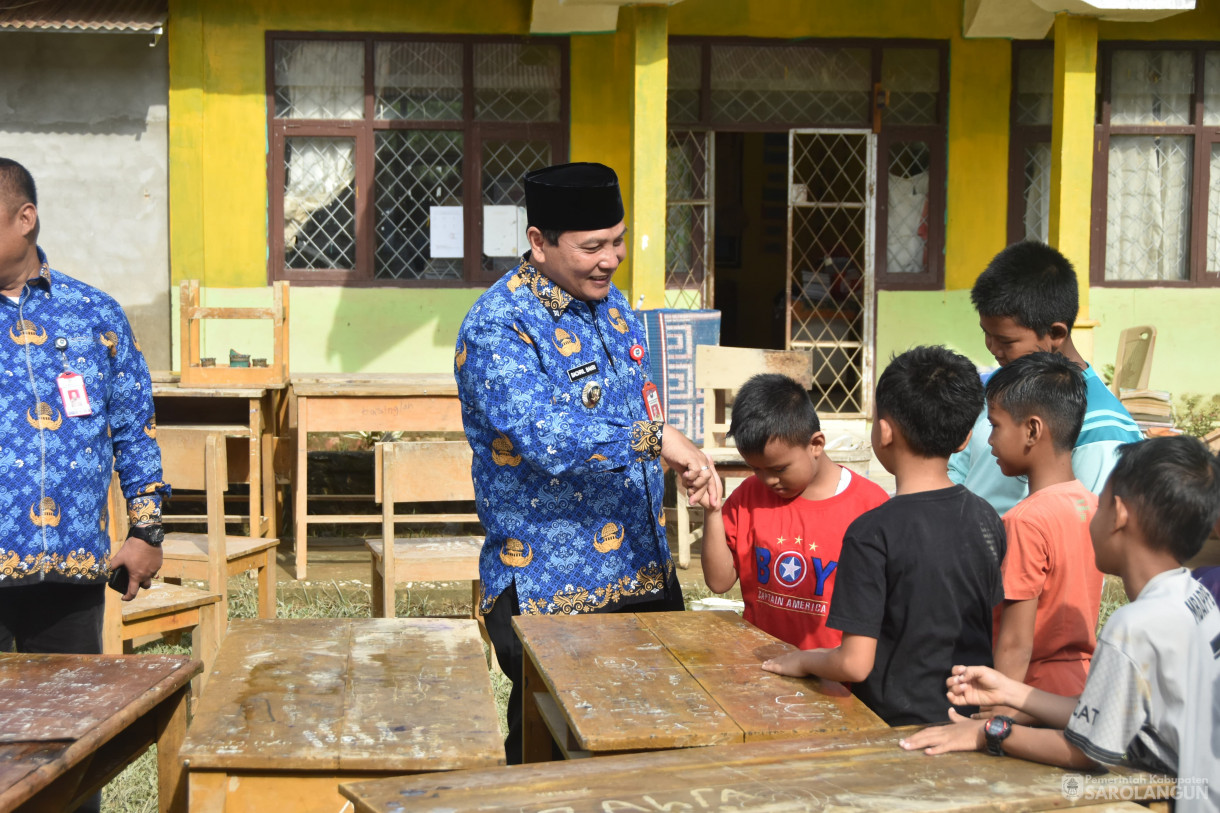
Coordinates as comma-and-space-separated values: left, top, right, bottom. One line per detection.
985, 351, 1086, 452
727, 373, 820, 456
1107, 436, 1220, 562
0, 157, 37, 213
971, 241, 1078, 337
876, 345, 983, 459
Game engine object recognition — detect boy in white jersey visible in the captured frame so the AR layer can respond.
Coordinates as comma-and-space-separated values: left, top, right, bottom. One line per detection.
900, 436, 1220, 813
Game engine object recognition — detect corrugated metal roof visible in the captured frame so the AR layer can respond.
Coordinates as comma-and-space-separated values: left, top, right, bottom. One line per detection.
0, 0, 166, 32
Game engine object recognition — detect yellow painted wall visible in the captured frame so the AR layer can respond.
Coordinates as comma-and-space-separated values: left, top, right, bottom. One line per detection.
668, 0, 958, 38
167, 0, 532, 289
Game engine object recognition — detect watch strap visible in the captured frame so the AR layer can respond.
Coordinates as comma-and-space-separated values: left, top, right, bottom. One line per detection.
130, 523, 165, 548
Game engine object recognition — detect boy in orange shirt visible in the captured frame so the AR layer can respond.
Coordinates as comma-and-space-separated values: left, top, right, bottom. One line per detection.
985, 352, 1104, 701
701, 373, 888, 649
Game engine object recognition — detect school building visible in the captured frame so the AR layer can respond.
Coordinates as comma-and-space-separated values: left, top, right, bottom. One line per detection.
2, 0, 1218, 418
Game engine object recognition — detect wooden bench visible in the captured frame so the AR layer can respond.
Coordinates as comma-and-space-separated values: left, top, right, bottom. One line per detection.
103, 473, 223, 693
180, 618, 503, 813
368, 441, 482, 620
157, 426, 279, 621
340, 724, 1173, 812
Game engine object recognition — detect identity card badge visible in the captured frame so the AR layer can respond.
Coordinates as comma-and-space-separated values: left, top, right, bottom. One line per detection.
642, 381, 663, 421
57, 372, 93, 417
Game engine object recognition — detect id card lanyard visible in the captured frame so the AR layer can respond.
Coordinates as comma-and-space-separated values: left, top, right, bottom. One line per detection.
52, 337, 93, 417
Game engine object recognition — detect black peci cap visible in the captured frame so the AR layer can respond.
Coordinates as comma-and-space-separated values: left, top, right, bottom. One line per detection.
524, 162, 625, 232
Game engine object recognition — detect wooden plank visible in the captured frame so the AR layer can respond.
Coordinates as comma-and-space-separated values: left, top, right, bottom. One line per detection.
636, 610, 793, 667
338, 618, 503, 772
0, 655, 187, 743
514, 614, 742, 752
0, 655, 199, 812
119, 581, 219, 623
290, 373, 457, 398
688, 665, 886, 741
340, 726, 1175, 813
365, 537, 483, 583
181, 619, 353, 771
181, 619, 503, 774
162, 532, 278, 565
298, 395, 462, 433
153, 385, 268, 398
187, 306, 276, 320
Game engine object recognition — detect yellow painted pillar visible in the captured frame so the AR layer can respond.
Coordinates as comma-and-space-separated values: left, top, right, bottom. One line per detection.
167, 0, 205, 285
625, 5, 668, 311
1048, 13, 1099, 358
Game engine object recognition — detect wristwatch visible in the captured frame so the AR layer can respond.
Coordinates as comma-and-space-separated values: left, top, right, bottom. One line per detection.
130, 523, 165, 548
984, 715, 1015, 756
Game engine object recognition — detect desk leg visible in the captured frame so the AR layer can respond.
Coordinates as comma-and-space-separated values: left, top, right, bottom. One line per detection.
294, 396, 309, 580
156, 685, 190, 813
248, 396, 263, 540
521, 649, 553, 763
261, 428, 276, 539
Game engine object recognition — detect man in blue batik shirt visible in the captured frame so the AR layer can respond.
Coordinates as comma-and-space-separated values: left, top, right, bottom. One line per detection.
0, 158, 169, 667
455, 162, 721, 763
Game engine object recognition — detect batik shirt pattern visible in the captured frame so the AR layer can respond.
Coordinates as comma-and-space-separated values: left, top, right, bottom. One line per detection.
456, 258, 671, 615
0, 249, 167, 585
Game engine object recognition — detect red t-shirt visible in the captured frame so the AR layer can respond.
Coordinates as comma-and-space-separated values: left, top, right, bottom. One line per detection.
722, 468, 889, 649
997, 480, 1103, 696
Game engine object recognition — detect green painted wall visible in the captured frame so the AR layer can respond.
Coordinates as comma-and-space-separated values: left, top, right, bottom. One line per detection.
877, 289, 1220, 399
171, 286, 480, 373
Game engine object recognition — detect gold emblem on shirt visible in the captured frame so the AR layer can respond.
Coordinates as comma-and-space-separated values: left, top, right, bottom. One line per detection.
26, 402, 62, 431
593, 521, 625, 553
491, 432, 522, 467
29, 497, 61, 528
658, 510, 666, 528
499, 538, 533, 567
587, 453, 608, 462
99, 331, 119, 357
607, 307, 629, 334
455, 340, 468, 370
511, 322, 533, 345
552, 328, 581, 357
9, 319, 47, 346
143, 416, 157, 439
581, 381, 602, 409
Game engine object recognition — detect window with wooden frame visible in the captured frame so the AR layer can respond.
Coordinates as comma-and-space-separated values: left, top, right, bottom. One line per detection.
267, 33, 569, 286
1008, 43, 1053, 245
665, 38, 948, 292
1092, 43, 1220, 287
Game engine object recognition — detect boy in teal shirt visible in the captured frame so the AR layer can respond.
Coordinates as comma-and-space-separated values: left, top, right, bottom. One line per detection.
948, 242, 1142, 515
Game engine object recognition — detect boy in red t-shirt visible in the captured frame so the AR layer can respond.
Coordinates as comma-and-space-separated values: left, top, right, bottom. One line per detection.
984, 352, 1104, 703
701, 374, 888, 649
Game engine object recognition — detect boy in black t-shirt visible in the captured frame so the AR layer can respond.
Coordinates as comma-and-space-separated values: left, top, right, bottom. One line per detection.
763, 346, 1006, 725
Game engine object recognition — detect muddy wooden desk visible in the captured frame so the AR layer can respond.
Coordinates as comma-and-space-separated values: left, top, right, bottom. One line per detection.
340, 725, 1173, 812
289, 374, 462, 579
152, 374, 281, 539
514, 610, 886, 761
180, 617, 503, 813
0, 653, 200, 813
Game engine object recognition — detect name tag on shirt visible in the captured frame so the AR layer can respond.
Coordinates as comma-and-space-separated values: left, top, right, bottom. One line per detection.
567, 361, 599, 382
57, 372, 93, 417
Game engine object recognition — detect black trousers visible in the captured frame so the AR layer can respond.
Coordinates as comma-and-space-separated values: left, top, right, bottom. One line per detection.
0, 582, 106, 655
485, 573, 685, 765
0, 582, 106, 813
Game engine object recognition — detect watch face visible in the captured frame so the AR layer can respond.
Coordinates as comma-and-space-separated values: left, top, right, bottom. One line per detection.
985, 716, 1011, 738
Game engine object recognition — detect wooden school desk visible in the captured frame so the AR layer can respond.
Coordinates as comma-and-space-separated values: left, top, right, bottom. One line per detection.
179, 617, 503, 813
0, 653, 200, 813
289, 373, 462, 579
340, 725, 1174, 813
514, 610, 886, 761
152, 374, 280, 539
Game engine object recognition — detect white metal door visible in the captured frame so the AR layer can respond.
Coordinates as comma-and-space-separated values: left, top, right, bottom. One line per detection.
665, 130, 715, 308
787, 129, 876, 418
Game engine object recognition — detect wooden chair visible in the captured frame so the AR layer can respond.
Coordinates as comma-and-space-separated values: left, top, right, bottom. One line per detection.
367, 441, 483, 620
674, 346, 814, 568
103, 470, 222, 692
1112, 325, 1156, 396
158, 427, 279, 621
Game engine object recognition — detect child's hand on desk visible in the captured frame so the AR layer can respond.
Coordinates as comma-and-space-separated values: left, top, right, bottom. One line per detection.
898, 708, 984, 755
760, 650, 811, 677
